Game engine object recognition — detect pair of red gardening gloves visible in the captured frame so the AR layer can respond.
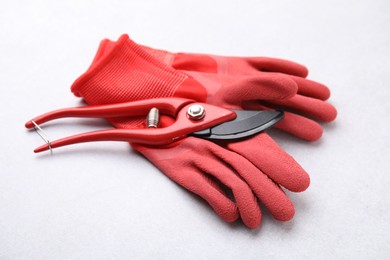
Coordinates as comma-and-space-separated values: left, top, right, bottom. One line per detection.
70, 34, 337, 228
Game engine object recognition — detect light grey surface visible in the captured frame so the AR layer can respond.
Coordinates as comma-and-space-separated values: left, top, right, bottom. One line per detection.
1, 0, 389, 259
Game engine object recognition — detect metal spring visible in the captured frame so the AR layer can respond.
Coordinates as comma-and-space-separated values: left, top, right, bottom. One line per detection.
31, 120, 53, 155
146, 107, 159, 128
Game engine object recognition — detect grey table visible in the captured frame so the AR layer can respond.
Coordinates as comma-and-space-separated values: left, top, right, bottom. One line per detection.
1, 0, 389, 259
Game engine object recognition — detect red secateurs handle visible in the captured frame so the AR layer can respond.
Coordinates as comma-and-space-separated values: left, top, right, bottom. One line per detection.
25, 98, 236, 153
25, 98, 194, 128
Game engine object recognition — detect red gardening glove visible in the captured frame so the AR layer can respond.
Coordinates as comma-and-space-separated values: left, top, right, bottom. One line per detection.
141, 43, 337, 141
71, 34, 310, 228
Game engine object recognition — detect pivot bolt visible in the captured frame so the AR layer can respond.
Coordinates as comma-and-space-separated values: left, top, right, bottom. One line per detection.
187, 104, 206, 120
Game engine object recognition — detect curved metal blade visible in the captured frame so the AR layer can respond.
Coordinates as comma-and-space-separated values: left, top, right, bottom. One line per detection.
191, 110, 284, 140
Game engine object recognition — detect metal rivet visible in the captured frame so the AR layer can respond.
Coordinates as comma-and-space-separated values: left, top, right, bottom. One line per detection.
187, 104, 205, 120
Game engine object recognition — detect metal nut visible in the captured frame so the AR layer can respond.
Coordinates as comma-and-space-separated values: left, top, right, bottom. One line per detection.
187, 104, 205, 120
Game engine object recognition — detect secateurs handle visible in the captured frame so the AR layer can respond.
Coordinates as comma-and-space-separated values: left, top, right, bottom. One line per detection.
25, 97, 194, 128
25, 98, 236, 153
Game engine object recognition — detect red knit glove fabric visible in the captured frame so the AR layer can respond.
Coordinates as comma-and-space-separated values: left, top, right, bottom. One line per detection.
71, 34, 310, 228
141, 44, 337, 141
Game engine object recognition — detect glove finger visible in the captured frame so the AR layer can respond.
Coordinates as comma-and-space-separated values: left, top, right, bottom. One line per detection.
246, 57, 309, 77
264, 95, 338, 122
290, 75, 331, 100
193, 147, 262, 228
132, 143, 241, 224
210, 145, 295, 221
133, 138, 262, 228
223, 74, 298, 105
242, 101, 323, 141
222, 133, 310, 192
168, 164, 241, 224
274, 112, 323, 141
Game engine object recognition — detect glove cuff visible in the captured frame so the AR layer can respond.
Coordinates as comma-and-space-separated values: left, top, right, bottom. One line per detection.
70, 34, 189, 105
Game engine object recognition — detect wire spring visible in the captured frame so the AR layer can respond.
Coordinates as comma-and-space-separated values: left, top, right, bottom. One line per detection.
31, 120, 53, 155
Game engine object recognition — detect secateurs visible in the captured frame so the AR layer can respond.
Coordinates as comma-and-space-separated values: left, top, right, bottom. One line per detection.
25, 97, 283, 153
